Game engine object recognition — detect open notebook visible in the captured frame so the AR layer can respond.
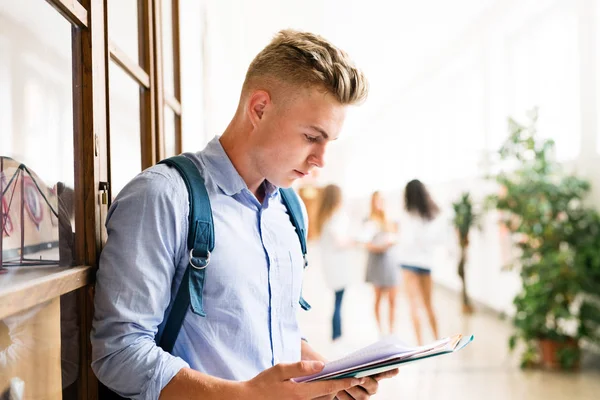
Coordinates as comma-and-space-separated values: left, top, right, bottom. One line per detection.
295, 334, 474, 382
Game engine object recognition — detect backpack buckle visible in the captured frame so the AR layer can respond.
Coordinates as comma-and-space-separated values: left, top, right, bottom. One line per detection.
189, 248, 210, 270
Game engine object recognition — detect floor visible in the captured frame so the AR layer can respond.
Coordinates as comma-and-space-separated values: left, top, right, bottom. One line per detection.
298, 247, 600, 400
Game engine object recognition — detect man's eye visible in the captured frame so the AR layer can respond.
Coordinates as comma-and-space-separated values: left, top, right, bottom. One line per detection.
304, 134, 319, 143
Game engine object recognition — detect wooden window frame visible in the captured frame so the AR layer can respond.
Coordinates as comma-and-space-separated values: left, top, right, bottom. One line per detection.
2, 1, 187, 398
0, 0, 105, 399
45, 0, 88, 28
109, 40, 151, 88
154, 0, 183, 160
104, 0, 183, 172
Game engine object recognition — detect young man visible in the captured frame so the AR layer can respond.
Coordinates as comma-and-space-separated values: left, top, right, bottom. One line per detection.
91, 30, 397, 399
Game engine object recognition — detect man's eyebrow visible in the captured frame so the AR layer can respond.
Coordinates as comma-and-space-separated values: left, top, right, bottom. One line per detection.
307, 125, 329, 140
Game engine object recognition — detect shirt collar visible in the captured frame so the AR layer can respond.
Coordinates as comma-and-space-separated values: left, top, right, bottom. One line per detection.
200, 136, 279, 200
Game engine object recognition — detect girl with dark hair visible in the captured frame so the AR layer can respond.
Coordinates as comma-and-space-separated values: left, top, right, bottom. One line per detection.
364, 191, 399, 335
397, 179, 442, 345
314, 184, 354, 341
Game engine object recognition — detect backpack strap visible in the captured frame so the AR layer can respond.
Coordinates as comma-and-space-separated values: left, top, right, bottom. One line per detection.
157, 155, 214, 353
279, 188, 312, 311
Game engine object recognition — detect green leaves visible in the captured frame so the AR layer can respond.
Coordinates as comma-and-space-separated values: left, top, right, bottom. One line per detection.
452, 192, 479, 241
487, 110, 600, 369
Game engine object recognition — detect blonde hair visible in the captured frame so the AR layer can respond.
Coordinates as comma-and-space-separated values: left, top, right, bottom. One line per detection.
243, 29, 368, 105
314, 184, 343, 238
369, 191, 388, 228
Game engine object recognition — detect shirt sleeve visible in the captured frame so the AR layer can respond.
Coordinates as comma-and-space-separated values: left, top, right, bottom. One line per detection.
91, 169, 190, 400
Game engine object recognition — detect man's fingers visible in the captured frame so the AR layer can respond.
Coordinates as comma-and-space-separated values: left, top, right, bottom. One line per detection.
356, 376, 379, 395
335, 390, 356, 400
308, 377, 366, 398
274, 360, 325, 380
335, 391, 354, 400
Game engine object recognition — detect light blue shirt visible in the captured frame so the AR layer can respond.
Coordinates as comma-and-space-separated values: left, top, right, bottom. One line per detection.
91, 137, 306, 400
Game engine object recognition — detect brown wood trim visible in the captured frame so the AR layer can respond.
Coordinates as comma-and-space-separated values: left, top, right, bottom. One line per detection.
74, 0, 108, 269
0, 266, 95, 319
153, 0, 165, 162
74, 0, 109, 397
76, 284, 97, 400
109, 40, 151, 89
172, 0, 182, 154
164, 93, 182, 115
139, 0, 157, 168
44, 0, 89, 28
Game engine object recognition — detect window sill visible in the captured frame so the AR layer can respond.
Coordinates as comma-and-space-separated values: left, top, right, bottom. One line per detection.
0, 265, 95, 319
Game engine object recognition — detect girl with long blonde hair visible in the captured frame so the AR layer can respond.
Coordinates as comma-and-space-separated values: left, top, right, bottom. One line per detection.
314, 184, 354, 341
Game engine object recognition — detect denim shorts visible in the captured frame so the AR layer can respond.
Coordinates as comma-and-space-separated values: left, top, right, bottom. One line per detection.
400, 265, 431, 275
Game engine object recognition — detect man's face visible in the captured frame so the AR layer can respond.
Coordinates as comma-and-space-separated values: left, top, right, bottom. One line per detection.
250, 87, 347, 188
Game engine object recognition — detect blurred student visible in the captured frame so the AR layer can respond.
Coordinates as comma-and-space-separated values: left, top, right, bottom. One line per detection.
314, 184, 354, 341
364, 191, 399, 335
397, 179, 442, 345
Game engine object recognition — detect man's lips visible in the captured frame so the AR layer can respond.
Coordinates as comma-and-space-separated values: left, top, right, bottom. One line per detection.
294, 170, 308, 178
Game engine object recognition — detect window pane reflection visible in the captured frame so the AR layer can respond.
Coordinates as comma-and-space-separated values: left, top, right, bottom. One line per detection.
0, 0, 75, 269
0, 2, 79, 397
0, 290, 80, 399
162, 0, 176, 95
109, 61, 142, 197
108, 0, 140, 64
164, 105, 177, 157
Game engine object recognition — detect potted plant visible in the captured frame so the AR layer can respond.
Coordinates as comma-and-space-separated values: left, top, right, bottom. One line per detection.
451, 192, 479, 314
487, 110, 600, 369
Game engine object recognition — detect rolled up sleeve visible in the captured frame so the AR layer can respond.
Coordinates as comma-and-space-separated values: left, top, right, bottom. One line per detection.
91, 170, 189, 400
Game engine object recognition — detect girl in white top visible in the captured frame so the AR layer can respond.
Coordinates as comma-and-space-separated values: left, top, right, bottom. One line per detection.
397, 179, 442, 345
314, 184, 354, 341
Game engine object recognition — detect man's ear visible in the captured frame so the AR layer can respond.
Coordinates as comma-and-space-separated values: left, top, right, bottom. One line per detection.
247, 90, 271, 127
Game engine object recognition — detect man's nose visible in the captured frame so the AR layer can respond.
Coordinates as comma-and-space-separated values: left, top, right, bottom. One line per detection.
308, 145, 326, 168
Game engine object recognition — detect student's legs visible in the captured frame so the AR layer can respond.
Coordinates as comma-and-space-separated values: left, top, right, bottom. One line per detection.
332, 289, 345, 340
387, 286, 398, 334
402, 270, 423, 345
418, 273, 439, 339
373, 287, 383, 333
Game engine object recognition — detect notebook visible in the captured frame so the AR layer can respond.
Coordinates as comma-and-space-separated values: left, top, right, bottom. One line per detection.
294, 333, 474, 382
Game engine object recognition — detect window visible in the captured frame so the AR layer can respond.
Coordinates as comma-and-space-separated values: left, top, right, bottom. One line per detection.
1, 0, 201, 398
597, 0, 600, 155
108, 61, 143, 195
505, 5, 580, 161
0, 0, 75, 268
158, 0, 182, 157
0, 1, 84, 398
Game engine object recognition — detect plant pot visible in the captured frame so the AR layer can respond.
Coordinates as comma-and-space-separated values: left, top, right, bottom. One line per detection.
538, 338, 580, 370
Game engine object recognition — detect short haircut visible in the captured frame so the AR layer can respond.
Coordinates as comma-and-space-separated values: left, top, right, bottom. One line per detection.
243, 29, 368, 105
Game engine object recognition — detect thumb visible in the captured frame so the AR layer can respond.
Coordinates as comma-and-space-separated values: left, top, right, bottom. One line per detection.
274, 360, 325, 380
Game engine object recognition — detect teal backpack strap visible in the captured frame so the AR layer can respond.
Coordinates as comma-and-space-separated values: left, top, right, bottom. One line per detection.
279, 188, 311, 311
157, 155, 214, 353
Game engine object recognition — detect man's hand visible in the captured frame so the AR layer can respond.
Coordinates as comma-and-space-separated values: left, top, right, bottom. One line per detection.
326, 369, 399, 400
243, 360, 367, 400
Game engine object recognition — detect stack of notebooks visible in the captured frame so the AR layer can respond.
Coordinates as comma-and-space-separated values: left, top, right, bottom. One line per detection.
295, 333, 474, 382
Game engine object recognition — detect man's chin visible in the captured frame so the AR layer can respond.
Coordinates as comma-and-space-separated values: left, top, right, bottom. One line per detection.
279, 179, 295, 189
271, 176, 296, 189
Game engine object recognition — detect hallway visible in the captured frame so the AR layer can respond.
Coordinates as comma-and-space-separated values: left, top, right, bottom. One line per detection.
298, 246, 600, 400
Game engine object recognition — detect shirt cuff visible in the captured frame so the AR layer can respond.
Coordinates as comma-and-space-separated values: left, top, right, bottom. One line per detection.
140, 354, 190, 400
